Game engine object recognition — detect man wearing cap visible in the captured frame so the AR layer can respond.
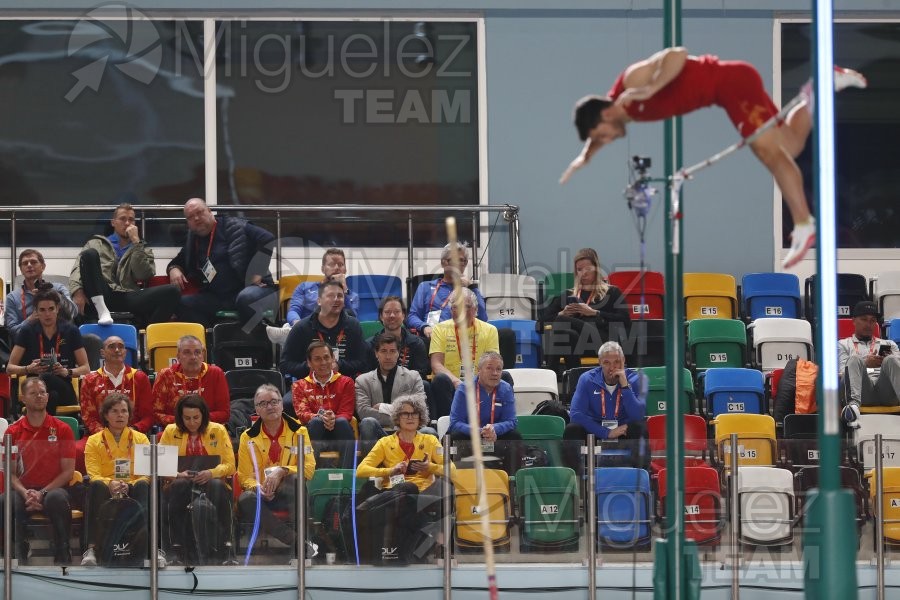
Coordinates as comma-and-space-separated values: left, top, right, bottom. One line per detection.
838, 300, 900, 412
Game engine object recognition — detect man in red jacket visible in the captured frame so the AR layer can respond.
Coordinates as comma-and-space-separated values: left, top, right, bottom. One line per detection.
292, 340, 356, 468
152, 335, 230, 426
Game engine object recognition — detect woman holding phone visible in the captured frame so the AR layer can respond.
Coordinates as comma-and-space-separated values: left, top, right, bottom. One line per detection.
541, 247, 630, 374
159, 394, 236, 564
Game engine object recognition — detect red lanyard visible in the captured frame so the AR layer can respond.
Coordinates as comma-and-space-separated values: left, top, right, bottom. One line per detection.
853, 339, 877, 354
481, 386, 497, 425
454, 324, 477, 364
176, 370, 205, 395
600, 386, 622, 420
573, 287, 596, 306
318, 330, 345, 349
427, 279, 452, 312
186, 434, 207, 456
38, 331, 61, 358
101, 429, 134, 461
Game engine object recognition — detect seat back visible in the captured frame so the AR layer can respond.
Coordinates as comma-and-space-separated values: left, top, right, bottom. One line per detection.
515, 467, 580, 549
741, 273, 801, 321
687, 319, 747, 370
480, 274, 538, 321
837, 318, 880, 340
307, 468, 357, 525
225, 368, 284, 399
79, 323, 140, 367
738, 466, 794, 545
712, 413, 777, 469
647, 414, 709, 474
489, 319, 540, 368
277, 274, 321, 319
454, 468, 512, 548
658, 466, 722, 546
873, 271, 900, 320
887, 318, 900, 346
703, 367, 764, 417
854, 414, 900, 470
516, 415, 565, 440
683, 273, 737, 320
871, 467, 900, 543
749, 318, 813, 371
805, 273, 869, 321
436, 416, 451, 439
595, 467, 651, 548
623, 318, 666, 367
57, 415, 81, 440
640, 366, 695, 416
794, 466, 868, 530
782, 414, 820, 468
541, 272, 574, 304
145, 322, 206, 373
507, 368, 559, 415
346, 275, 403, 322
211, 322, 273, 371
359, 320, 384, 339
608, 270, 665, 320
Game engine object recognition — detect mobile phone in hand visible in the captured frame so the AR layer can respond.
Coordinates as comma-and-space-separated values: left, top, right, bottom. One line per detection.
566, 296, 581, 305
880, 344, 893, 357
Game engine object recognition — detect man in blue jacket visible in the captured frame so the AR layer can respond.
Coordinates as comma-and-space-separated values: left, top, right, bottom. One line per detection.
564, 341, 646, 469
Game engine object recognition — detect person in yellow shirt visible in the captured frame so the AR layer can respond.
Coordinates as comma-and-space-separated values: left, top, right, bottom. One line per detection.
159, 394, 236, 565
81, 392, 164, 567
237, 383, 315, 558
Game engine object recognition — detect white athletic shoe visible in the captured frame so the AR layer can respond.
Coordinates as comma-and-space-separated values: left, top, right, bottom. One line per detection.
782, 218, 817, 269
81, 547, 97, 567
157, 549, 168, 569
266, 324, 292, 346
834, 65, 867, 91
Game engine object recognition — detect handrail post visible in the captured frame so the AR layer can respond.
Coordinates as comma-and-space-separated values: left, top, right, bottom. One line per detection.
297, 442, 307, 600
442, 434, 453, 600
730, 432, 740, 600
150, 434, 159, 600
4, 434, 13, 599
586, 434, 597, 597
875, 434, 885, 600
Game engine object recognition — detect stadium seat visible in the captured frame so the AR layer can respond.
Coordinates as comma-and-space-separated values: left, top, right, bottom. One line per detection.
56, 415, 81, 440
346, 274, 403, 322
702, 368, 765, 418
640, 366, 695, 417
211, 322, 273, 371
489, 319, 540, 368
595, 467, 651, 550
623, 318, 666, 367
870, 467, 900, 546
687, 318, 747, 370
608, 270, 665, 320
657, 466, 723, 546
278, 274, 323, 321
480, 273, 538, 321
886, 318, 900, 346
711, 413, 777, 473
646, 414, 709, 476
683, 273, 738, 320
741, 272, 802, 321
748, 317, 813, 372
454, 468, 512, 552
805, 273, 868, 321
307, 468, 364, 528
837, 318, 880, 341
145, 322, 206, 374
515, 467, 580, 552
738, 466, 795, 546
872, 271, 900, 321
541, 272, 574, 306
436, 416, 450, 439
561, 367, 592, 405
225, 368, 285, 400
79, 323, 139, 367
507, 368, 559, 415
405, 273, 438, 310
794, 466, 868, 533
359, 320, 383, 339
852, 415, 900, 471
782, 414, 819, 470
516, 414, 566, 467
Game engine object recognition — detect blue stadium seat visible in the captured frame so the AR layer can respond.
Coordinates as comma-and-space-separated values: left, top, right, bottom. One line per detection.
702, 367, 765, 418
741, 272, 801, 321
346, 274, 403, 322
79, 323, 139, 366
489, 319, 540, 368
595, 467, 651, 550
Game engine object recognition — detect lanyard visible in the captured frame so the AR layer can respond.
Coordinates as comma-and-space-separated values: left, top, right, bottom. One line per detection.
573, 286, 597, 306
427, 279, 452, 312
101, 429, 134, 462
317, 330, 345, 349
600, 386, 622, 420
853, 339, 877, 354
176, 368, 206, 395
205, 221, 217, 258
481, 386, 497, 425
454, 324, 477, 365
38, 331, 61, 358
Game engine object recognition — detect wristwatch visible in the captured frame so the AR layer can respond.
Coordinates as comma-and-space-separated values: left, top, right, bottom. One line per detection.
40, 489, 48, 497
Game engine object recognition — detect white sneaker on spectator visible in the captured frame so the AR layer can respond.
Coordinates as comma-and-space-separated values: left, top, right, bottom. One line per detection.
782, 218, 816, 269
81, 547, 97, 566
157, 549, 167, 569
266, 324, 291, 346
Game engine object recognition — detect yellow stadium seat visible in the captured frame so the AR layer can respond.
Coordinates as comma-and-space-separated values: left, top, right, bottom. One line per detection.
454, 468, 512, 552
860, 405, 900, 415
870, 467, 900, 544
684, 273, 738, 321
145, 322, 206, 374
711, 413, 776, 473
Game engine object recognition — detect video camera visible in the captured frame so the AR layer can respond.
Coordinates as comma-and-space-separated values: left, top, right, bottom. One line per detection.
624, 155, 656, 217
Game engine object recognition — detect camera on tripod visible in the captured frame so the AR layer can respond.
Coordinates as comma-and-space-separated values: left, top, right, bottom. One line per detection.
631, 155, 651, 173
624, 156, 655, 218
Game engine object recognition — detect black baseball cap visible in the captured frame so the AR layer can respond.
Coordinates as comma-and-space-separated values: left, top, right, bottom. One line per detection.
852, 300, 879, 318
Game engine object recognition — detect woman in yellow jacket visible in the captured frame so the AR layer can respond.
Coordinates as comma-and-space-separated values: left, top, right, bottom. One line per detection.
159, 394, 236, 564
81, 392, 161, 567
236, 383, 315, 555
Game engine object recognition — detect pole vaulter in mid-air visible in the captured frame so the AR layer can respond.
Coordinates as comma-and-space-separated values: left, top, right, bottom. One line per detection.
559, 46, 866, 268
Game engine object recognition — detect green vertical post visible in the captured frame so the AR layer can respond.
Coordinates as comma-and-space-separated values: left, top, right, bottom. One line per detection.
802, 3, 858, 598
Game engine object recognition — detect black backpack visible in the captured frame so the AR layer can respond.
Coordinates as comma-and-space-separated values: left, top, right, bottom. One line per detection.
186, 489, 219, 564
97, 496, 148, 567
532, 399, 570, 423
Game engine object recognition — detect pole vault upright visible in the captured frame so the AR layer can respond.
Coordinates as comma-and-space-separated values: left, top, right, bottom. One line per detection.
653, 1, 700, 599
803, 2, 858, 598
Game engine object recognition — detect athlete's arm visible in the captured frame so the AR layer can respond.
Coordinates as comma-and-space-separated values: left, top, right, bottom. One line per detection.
615, 46, 689, 106
559, 137, 603, 184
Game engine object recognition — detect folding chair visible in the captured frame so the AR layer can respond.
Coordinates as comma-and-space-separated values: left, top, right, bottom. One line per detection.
684, 273, 738, 320
647, 414, 709, 476
805, 273, 868, 321
608, 270, 665, 320
782, 414, 819, 470
225, 369, 285, 399
277, 274, 323, 321
480, 273, 538, 321
454, 468, 512, 552
853, 415, 900, 471
657, 466, 723, 546
211, 322, 273, 371
711, 413, 777, 475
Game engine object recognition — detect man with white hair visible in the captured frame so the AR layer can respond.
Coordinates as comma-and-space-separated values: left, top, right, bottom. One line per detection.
428, 287, 500, 419
564, 341, 646, 468
407, 242, 488, 338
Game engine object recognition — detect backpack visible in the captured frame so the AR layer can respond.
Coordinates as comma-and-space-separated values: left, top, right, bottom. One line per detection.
532, 399, 570, 423
97, 496, 148, 567
186, 489, 219, 564
316, 493, 356, 561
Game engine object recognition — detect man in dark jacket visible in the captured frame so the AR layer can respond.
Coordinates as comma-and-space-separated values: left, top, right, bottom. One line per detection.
167, 198, 278, 327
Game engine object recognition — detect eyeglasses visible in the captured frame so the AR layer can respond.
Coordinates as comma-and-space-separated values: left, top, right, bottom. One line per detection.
398, 411, 418, 419
255, 398, 281, 409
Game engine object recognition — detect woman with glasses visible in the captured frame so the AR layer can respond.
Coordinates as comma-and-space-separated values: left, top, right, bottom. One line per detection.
6, 285, 90, 415
159, 394, 236, 564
